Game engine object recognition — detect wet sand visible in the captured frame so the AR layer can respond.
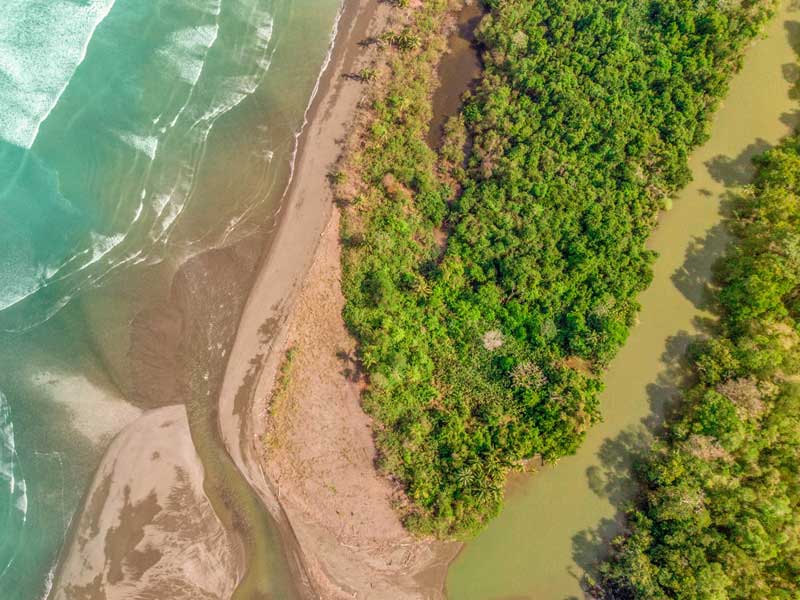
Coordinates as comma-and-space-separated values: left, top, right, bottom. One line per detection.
51, 1, 477, 597
49, 3, 376, 598
52, 406, 239, 600
217, 0, 464, 596
54, 233, 303, 600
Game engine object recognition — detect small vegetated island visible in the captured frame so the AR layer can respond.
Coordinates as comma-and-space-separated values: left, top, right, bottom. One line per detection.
340, 0, 777, 536
595, 135, 800, 598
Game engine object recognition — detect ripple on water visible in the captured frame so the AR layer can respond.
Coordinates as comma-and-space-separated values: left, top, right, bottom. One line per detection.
0, 0, 283, 333
0, 391, 28, 582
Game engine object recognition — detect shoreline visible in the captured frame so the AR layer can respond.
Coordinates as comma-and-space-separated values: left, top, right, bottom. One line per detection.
217, 0, 477, 596
49, 1, 477, 596
42, 1, 799, 599
215, 0, 452, 596
48, 2, 404, 597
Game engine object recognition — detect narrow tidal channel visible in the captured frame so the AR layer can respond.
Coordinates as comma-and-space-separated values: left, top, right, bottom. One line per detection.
447, 3, 800, 598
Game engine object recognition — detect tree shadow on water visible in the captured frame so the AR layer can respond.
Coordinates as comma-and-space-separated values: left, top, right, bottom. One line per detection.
570, 153, 734, 593
781, 108, 800, 130
570, 329, 702, 596
670, 222, 729, 311
570, 426, 650, 597
674, 150, 745, 312
705, 139, 771, 186
782, 62, 800, 100
786, 19, 800, 51
566, 17, 800, 598
644, 330, 705, 429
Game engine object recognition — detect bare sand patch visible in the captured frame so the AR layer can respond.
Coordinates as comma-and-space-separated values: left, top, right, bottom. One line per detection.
53, 406, 239, 600
261, 211, 457, 599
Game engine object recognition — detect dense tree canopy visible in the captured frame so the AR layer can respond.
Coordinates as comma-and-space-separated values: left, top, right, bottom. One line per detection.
597, 134, 800, 599
341, 0, 776, 536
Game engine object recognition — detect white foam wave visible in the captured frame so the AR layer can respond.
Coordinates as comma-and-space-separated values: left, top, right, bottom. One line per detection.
197, 0, 223, 17
15, 488, 28, 519
0, 244, 48, 312
0, 0, 117, 148
255, 18, 274, 70
152, 192, 171, 216
198, 10, 275, 123
39, 566, 55, 600
118, 132, 159, 160
0, 392, 28, 522
150, 191, 186, 242
87, 232, 125, 267
158, 24, 220, 86
256, 20, 274, 48
0, 225, 129, 323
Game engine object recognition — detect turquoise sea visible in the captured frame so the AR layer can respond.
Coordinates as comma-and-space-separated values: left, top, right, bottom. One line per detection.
0, 1, 340, 597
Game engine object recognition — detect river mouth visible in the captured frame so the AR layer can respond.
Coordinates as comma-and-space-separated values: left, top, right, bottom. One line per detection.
446, 3, 800, 598
0, 1, 341, 598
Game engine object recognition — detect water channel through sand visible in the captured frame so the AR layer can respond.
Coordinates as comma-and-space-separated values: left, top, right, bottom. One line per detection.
447, 3, 800, 598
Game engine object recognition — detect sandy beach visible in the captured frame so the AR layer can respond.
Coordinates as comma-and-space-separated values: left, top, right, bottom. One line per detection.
216, 0, 460, 596
35, 2, 800, 599
52, 1, 464, 597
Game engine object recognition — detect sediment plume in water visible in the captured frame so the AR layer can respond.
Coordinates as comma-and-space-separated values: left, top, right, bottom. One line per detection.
0, 1, 341, 597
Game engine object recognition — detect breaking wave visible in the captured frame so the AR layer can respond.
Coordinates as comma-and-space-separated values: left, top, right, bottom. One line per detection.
0, 0, 117, 149
0, 0, 282, 332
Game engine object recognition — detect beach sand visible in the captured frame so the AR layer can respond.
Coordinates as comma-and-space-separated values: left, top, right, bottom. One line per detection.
54, 1, 464, 597
216, 0, 459, 596
52, 405, 240, 600
261, 210, 459, 599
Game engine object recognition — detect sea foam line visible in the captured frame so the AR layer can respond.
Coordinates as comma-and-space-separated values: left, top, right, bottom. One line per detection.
0, 391, 28, 584
5, 0, 118, 149
159, 4, 277, 248
218, 0, 344, 247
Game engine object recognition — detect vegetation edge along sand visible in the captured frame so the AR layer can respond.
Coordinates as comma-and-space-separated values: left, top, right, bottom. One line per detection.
215, 0, 463, 597
225, 0, 786, 596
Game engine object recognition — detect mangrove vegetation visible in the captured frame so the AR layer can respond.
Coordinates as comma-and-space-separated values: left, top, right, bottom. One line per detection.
340, 0, 778, 536
595, 134, 800, 599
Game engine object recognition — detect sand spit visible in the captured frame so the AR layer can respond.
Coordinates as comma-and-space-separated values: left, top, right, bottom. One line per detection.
261, 211, 458, 599
216, 0, 458, 597
53, 406, 239, 600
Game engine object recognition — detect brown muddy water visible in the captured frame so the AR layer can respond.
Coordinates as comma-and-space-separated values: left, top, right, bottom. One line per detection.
427, 1, 483, 148
447, 3, 800, 599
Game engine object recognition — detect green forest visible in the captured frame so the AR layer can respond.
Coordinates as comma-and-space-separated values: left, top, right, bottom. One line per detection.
340, 0, 777, 536
596, 135, 800, 599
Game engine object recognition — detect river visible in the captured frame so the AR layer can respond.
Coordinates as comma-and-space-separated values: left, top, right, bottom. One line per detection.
447, 2, 800, 598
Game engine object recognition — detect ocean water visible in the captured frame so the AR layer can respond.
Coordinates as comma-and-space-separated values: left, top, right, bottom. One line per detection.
0, 0, 340, 597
